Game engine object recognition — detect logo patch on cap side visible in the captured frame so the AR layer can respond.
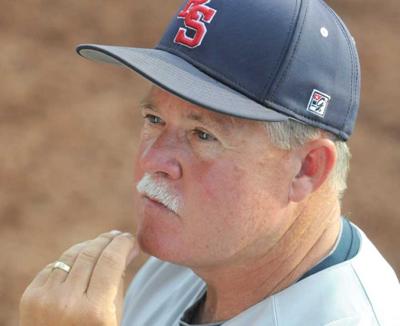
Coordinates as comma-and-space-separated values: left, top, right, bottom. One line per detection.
174, 0, 217, 48
307, 89, 331, 118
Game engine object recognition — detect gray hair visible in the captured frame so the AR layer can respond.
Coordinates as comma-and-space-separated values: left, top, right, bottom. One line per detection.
264, 119, 350, 200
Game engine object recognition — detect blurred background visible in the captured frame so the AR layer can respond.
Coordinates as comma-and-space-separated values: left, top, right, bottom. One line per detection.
0, 0, 399, 324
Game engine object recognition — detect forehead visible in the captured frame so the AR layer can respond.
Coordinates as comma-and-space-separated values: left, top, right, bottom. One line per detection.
141, 86, 254, 131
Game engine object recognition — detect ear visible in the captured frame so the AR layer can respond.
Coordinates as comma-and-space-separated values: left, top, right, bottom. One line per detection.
288, 139, 337, 202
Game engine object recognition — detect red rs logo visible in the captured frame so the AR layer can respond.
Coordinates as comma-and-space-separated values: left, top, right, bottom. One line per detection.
174, 0, 217, 48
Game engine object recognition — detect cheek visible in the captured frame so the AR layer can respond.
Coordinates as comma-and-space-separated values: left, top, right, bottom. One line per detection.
188, 158, 288, 232
189, 160, 252, 226
194, 160, 242, 201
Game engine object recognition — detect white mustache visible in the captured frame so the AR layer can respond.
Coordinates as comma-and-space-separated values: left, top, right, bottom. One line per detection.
136, 173, 181, 214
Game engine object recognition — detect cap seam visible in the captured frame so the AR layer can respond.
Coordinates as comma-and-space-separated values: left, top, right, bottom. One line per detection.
261, 0, 301, 100
269, 0, 309, 101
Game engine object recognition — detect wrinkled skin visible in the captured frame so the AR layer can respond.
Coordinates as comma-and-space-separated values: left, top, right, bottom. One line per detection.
134, 87, 296, 269
20, 231, 138, 326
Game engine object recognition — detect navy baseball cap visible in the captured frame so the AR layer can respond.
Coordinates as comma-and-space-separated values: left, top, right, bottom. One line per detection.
77, 0, 360, 140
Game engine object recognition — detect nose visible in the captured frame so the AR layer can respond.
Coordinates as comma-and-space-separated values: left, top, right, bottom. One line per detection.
138, 132, 183, 180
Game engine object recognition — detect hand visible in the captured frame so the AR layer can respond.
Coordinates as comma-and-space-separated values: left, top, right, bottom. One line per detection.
20, 230, 138, 326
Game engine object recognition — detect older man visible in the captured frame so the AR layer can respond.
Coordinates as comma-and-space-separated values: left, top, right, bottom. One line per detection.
20, 0, 400, 325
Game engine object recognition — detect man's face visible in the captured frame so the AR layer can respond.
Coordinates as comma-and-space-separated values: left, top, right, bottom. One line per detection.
134, 87, 296, 268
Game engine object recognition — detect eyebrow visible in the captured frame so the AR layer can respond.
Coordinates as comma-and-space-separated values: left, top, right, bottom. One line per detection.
186, 112, 208, 124
139, 97, 235, 133
139, 98, 158, 111
187, 111, 237, 135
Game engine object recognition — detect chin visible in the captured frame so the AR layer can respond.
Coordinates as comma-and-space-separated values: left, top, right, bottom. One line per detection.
135, 215, 191, 266
137, 232, 193, 267
136, 225, 229, 270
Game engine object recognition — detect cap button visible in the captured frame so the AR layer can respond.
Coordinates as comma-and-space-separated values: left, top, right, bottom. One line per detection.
320, 27, 329, 38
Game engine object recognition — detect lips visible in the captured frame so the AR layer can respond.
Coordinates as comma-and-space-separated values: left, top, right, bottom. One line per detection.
142, 195, 177, 215
144, 195, 164, 207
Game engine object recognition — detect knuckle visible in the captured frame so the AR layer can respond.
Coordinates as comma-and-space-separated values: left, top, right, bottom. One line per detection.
79, 249, 99, 263
100, 251, 122, 266
20, 290, 50, 313
60, 251, 78, 263
114, 233, 134, 249
70, 241, 89, 251
60, 242, 88, 259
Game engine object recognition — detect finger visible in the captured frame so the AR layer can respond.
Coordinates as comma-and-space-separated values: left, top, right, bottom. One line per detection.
27, 263, 55, 288
65, 230, 123, 291
86, 233, 138, 300
28, 238, 88, 289
45, 241, 89, 286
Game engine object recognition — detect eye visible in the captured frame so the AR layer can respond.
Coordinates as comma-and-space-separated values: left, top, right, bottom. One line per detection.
193, 129, 217, 141
144, 114, 163, 125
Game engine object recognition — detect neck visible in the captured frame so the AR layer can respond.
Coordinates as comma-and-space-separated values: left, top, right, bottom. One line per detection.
191, 195, 341, 324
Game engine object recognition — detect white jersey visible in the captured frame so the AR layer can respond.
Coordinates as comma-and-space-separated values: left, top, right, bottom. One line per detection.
122, 226, 400, 325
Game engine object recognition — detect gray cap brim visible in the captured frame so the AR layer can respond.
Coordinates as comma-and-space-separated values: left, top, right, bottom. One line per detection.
76, 44, 288, 122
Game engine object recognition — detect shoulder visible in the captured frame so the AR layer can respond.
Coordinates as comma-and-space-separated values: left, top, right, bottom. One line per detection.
225, 224, 400, 326
346, 225, 400, 324
274, 224, 400, 325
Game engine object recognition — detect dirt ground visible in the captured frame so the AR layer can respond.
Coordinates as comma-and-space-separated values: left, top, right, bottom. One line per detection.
1, 1, 399, 324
